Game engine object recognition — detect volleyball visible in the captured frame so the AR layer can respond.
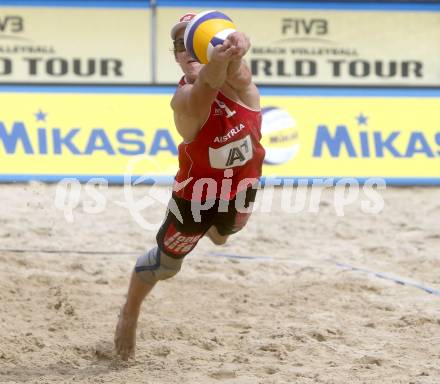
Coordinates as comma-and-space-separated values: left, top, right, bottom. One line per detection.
261, 107, 300, 165
184, 10, 237, 64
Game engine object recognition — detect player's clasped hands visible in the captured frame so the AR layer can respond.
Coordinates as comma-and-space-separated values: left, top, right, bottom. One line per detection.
225, 32, 251, 58
210, 32, 251, 64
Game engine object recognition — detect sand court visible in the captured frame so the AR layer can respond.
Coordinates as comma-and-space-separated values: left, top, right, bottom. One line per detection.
0, 183, 439, 383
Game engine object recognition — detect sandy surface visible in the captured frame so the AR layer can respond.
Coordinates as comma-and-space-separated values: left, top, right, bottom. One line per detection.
0, 182, 439, 384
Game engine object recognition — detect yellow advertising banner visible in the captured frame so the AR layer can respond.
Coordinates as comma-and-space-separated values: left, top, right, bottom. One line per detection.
0, 89, 439, 183
0, 6, 151, 83
156, 6, 440, 86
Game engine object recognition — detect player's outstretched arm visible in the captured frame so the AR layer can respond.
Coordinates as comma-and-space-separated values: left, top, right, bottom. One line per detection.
225, 32, 260, 110
225, 32, 253, 90
171, 43, 239, 142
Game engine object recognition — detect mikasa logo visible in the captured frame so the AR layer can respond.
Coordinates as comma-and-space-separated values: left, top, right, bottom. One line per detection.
214, 123, 245, 143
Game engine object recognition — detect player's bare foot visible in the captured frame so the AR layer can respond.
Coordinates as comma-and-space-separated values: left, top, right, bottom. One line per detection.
114, 306, 138, 360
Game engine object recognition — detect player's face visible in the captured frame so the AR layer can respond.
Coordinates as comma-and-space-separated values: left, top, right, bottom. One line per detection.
174, 29, 202, 83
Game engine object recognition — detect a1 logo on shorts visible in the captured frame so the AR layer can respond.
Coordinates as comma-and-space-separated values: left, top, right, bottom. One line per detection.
163, 223, 203, 256
208, 135, 253, 169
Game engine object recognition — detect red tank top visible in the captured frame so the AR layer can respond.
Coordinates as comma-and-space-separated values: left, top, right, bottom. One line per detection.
174, 78, 265, 201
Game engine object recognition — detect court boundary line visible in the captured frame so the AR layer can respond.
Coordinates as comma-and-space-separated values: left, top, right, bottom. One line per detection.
208, 251, 440, 298
2, 247, 439, 298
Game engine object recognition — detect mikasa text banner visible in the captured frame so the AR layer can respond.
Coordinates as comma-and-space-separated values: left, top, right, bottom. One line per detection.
0, 89, 439, 183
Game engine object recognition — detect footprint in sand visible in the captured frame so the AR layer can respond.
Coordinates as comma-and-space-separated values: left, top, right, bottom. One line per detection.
210, 367, 237, 379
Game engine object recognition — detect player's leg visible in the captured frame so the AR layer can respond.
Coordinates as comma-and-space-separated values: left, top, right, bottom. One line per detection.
114, 269, 155, 360
206, 225, 229, 245
114, 193, 213, 359
115, 246, 185, 360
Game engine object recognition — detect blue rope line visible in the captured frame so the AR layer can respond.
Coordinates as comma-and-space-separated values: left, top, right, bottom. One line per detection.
335, 262, 440, 298
207, 252, 440, 298
208, 252, 274, 261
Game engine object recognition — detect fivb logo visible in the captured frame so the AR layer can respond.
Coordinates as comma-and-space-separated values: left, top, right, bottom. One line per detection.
281, 18, 328, 36
0, 15, 24, 34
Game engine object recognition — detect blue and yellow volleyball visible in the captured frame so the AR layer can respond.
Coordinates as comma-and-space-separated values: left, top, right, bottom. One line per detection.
184, 10, 236, 64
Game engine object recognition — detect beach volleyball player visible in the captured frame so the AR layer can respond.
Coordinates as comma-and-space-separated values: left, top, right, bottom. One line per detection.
115, 11, 265, 360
